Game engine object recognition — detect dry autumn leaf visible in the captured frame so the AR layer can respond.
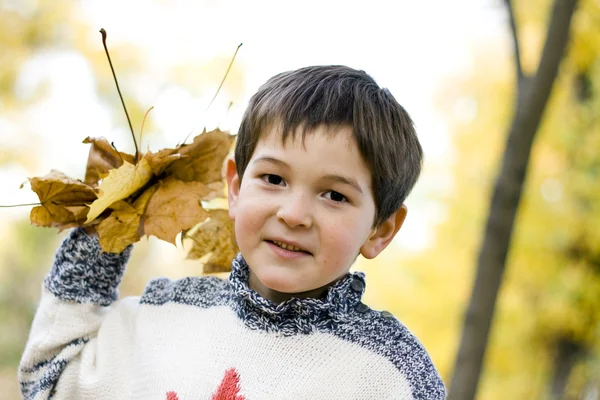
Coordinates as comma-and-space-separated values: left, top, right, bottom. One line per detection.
186, 209, 238, 273
55, 206, 93, 232
64, 205, 90, 221
28, 129, 234, 258
145, 147, 182, 176
28, 170, 97, 229
143, 176, 217, 244
28, 129, 235, 263
166, 129, 234, 184
85, 157, 153, 223
97, 201, 141, 253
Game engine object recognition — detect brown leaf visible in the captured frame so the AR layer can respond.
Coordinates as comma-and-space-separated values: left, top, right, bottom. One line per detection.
30, 206, 78, 229
207, 181, 227, 199
166, 129, 234, 184
97, 201, 141, 253
30, 170, 97, 203
143, 177, 213, 244
186, 209, 238, 273
83, 137, 135, 187
145, 147, 182, 176
54, 205, 92, 232
64, 205, 90, 220
29, 170, 97, 228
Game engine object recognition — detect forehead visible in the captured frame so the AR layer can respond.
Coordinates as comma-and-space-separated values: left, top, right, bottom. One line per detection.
251, 124, 373, 184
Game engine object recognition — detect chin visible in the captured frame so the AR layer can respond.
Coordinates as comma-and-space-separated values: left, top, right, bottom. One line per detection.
254, 269, 311, 294
259, 276, 304, 294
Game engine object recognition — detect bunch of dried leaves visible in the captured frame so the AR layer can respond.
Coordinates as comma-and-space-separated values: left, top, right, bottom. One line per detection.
21, 29, 240, 273
25, 130, 238, 272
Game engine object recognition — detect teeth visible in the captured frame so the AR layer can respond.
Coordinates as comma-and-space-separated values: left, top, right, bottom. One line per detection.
272, 240, 303, 252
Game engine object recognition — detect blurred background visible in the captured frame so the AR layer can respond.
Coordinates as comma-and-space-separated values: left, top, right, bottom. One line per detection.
0, 0, 598, 399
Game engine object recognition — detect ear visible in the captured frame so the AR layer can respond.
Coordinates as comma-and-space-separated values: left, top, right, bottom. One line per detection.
360, 204, 408, 259
226, 158, 240, 221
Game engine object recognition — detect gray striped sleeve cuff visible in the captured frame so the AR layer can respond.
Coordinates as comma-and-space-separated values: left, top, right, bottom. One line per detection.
44, 228, 132, 306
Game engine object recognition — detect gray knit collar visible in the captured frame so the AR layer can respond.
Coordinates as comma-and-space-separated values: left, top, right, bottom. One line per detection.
228, 253, 366, 330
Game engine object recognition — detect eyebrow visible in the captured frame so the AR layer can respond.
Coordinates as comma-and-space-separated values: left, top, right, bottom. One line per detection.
253, 156, 289, 168
253, 156, 364, 194
322, 174, 363, 194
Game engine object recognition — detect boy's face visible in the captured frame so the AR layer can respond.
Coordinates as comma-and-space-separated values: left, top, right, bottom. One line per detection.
226, 124, 406, 302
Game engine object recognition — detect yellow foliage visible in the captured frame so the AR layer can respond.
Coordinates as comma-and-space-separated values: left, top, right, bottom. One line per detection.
405, 0, 600, 397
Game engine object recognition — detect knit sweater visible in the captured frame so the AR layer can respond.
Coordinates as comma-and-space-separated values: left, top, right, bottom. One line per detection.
19, 228, 446, 400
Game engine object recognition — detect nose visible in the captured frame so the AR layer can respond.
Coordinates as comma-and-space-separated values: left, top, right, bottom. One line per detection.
276, 191, 312, 228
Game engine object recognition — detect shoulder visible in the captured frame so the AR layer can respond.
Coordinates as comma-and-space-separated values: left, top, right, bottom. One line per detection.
339, 306, 446, 400
139, 275, 231, 308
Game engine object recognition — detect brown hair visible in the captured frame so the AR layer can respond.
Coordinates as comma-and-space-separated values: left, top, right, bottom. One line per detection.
234, 65, 423, 227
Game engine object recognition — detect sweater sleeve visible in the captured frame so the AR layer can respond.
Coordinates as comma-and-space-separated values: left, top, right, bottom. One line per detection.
18, 228, 132, 400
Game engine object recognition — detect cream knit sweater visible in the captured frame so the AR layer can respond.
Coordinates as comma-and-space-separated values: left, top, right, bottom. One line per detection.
19, 228, 446, 399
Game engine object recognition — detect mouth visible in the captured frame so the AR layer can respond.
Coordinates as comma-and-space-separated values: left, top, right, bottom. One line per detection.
266, 240, 311, 255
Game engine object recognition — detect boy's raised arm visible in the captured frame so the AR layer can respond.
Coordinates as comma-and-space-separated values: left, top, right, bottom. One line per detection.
18, 227, 132, 399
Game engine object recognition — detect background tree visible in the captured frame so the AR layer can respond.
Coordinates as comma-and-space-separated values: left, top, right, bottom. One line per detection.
449, 0, 579, 398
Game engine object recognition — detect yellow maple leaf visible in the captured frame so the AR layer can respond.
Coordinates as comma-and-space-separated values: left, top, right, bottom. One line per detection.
85, 157, 153, 223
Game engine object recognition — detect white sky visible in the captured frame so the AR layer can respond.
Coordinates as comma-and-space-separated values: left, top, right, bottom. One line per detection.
0, 0, 507, 250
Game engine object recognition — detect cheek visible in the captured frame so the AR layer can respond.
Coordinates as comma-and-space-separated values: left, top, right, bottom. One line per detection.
236, 211, 262, 237
319, 218, 364, 268
234, 190, 272, 238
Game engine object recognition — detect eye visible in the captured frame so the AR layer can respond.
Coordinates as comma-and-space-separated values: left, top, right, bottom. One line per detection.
324, 190, 348, 203
261, 174, 285, 186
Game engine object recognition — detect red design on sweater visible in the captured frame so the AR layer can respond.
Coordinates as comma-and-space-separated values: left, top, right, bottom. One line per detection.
211, 368, 246, 400
166, 391, 179, 400
165, 368, 245, 400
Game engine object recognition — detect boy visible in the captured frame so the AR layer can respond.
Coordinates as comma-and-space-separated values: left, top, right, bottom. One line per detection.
19, 65, 446, 399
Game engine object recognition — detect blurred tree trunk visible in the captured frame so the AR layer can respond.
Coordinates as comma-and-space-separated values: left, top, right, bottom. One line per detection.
546, 66, 595, 400
550, 337, 585, 400
448, 1, 579, 399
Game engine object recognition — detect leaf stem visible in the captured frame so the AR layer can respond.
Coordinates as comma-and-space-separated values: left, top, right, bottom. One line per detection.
1, 200, 93, 208
111, 142, 125, 164
100, 28, 139, 162
139, 106, 154, 154
205, 43, 243, 112
0, 202, 42, 208
180, 43, 243, 146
